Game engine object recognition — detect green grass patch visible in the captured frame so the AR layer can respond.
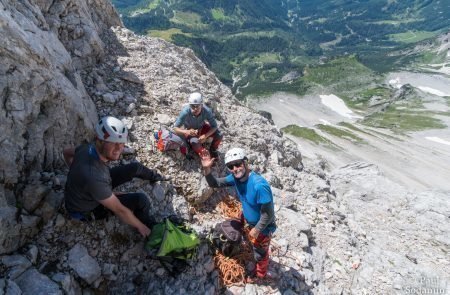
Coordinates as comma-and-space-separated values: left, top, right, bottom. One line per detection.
260, 68, 279, 81
225, 31, 278, 39
302, 55, 373, 88
147, 28, 191, 41
388, 30, 437, 44
348, 86, 393, 109
211, 8, 228, 21
338, 122, 373, 136
250, 53, 281, 64
416, 50, 448, 65
126, 0, 161, 15
371, 19, 421, 25
281, 125, 331, 145
317, 124, 364, 143
170, 11, 207, 29
362, 106, 447, 132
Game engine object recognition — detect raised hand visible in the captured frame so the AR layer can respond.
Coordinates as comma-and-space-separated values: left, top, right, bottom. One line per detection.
200, 149, 215, 168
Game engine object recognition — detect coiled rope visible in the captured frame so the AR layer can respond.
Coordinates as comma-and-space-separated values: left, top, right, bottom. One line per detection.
214, 195, 254, 287
217, 195, 241, 219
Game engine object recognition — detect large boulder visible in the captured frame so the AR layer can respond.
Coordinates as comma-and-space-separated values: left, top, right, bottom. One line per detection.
0, 207, 40, 255
14, 268, 62, 295
68, 243, 101, 285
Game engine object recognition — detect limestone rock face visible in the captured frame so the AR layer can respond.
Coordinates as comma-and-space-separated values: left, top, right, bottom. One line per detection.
0, 0, 111, 187
0, 207, 40, 254
0, 0, 121, 254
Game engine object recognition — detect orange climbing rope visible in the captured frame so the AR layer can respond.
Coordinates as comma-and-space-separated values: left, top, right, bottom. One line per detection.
213, 242, 254, 287
214, 196, 255, 287
217, 195, 241, 219
214, 251, 246, 286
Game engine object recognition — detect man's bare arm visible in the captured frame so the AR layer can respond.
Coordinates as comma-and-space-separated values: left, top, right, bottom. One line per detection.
174, 127, 197, 137
99, 194, 150, 237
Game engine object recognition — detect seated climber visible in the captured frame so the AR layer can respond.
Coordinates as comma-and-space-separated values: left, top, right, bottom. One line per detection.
200, 147, 277, 283
173, 92, 222, 158
63, 116, 167, 237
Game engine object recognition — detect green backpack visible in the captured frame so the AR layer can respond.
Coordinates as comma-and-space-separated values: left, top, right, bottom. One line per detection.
145, 218, 200, 275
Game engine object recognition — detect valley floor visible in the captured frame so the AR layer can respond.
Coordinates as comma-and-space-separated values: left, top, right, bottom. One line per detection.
250, 71, 450, 191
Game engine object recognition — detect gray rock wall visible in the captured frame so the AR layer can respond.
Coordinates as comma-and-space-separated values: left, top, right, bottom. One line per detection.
0, 0, 120, 254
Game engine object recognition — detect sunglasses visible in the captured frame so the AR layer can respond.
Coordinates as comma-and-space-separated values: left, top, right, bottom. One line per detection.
190, 104, 201, 109
227, 161, 243, 170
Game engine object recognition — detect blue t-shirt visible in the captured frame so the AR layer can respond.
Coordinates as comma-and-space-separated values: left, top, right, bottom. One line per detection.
174, 105, 218, 130
225, 172, 273, 225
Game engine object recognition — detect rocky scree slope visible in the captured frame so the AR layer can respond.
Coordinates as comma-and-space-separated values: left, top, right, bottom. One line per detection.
1, 0, 449, 294
0, 0, 338, 294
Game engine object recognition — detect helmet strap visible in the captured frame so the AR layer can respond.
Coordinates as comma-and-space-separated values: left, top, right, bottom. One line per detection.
95, 140, 111, 162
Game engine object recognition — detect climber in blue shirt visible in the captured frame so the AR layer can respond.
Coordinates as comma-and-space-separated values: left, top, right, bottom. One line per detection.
201, 147, 276, 283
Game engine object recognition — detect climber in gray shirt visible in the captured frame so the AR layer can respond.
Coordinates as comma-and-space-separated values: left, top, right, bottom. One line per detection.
64, 116, 167, 237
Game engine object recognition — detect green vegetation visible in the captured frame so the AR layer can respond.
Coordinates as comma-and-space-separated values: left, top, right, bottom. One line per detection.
170, 11, 207, 29
362, 106, 447, 132
303, 55, 373, 87
388, 30, 438, 43
416, 50, 448, 65
372, 19, 421, 25
211, 8, 228, 21
317, 124, 365, 143
338, 122, 373, 136
122, 0, 161, 15
147, 28, 191, 41
112, 0, 450, 99
349, 86, 393, 109
281, 125, 331, 145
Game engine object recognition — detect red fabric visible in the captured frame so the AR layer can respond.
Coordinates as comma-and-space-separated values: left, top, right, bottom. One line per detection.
252, 232, 271, 278
240, 213, 272, 278
187, 123, 222, 155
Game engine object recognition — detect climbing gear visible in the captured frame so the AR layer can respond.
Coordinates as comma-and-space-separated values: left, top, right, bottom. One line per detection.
154, 127, 186, 153
224, 148, 246, 165
213, 242, 254, 287
217, 196, 242, 219
188, 92, 203, 104
211, 219, 243, 257
211, 196, 254, 287
95, 116, 128, 143
145, 217, 199, 276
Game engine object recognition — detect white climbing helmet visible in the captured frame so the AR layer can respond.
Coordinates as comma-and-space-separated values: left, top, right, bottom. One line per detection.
188, 92, 203, 104
224, 148, 247, 164
95, 116, 128, 144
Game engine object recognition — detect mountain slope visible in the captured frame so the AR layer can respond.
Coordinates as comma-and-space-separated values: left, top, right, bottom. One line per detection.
113, 0, 450, 97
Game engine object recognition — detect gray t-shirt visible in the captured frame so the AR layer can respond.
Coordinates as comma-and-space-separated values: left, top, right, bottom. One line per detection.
64, 144, 112, 212
174, 105, 218, 130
